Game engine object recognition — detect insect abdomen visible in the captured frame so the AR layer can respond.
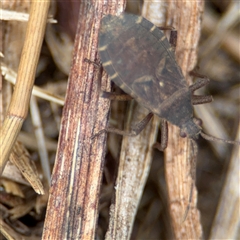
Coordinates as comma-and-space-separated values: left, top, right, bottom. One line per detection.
99, 13, 194, 129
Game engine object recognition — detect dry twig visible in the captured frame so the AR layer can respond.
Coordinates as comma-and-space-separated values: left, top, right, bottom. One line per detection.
42, 1, 125, 239
209, 125, 240, 239
162, 1, 203, 239
0, 1, 50, 173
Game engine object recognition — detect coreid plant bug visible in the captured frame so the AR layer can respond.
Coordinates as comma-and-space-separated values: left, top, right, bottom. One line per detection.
84, 12, 239, 221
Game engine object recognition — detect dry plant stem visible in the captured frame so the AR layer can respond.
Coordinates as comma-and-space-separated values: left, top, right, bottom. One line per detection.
0, 218, 16, 240
199, 2, 239, 63
202, 8, 240, 63
105, 5, 161, 240
210, 125, 240, 239
1, 63, 65, 105
0, 1, 50, 174
2, 162, 31, 186
1, 9, 56, 23
18, 131, 58, 151
8, 141, 44, 194
30, 95, 51, 186
42, 1, 125, 239
105, 103, 159, 240
163, 1, 203, 239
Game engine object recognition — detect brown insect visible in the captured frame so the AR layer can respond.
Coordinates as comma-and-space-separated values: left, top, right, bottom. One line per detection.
84, 12, 239, 221
96, 12, 239, 150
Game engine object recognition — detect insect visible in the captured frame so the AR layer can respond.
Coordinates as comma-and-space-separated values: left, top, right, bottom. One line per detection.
97, 12, 239, 149
86, 12, 240, 222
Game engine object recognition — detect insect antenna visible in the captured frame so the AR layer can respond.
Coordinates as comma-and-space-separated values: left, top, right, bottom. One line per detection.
200, 132, 240, 145
182, 131, 239, 222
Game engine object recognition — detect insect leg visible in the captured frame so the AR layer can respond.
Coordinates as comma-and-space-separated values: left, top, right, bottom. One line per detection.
192, 95, 213, 105
189, 75, 213, 104
92, 112, 154, 139
84, 58, 133, 101
190, 70, 209, 80
158, 26, 175, 31
153, 120, 168, 151
158, 26, 178, 50
169, 30, 177, 50
158, 26, 176, 42
101, 91, 133, 101
189, 76, 210, 92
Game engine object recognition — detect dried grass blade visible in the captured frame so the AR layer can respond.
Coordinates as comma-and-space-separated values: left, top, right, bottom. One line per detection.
0, 1, 51, 173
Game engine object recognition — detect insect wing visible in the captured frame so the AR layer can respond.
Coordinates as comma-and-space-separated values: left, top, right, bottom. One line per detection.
99, 13, 189, 116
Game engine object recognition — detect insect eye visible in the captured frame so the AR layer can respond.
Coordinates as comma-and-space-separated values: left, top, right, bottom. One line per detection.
180, 131, 187, 138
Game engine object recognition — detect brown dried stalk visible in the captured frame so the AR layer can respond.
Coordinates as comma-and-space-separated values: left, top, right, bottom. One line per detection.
105, 1, 203, 239
105, 102, 159, 240
42, 1, 125, 239
105, 4, 160, 240
0, 1, 50, 173
8, 141, 44, 195
1, 63, 65, 105
209, 125, 240, 239
163, 1, 204, 239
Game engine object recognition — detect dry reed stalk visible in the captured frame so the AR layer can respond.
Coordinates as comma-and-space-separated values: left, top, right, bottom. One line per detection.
104, 1, 203, 239
105, 102, 159, 240
1, 63, 65, 105
0, 1, 50, 173
209, 126, 240, 239
42, 1, 125, 239
163, 1, 203, 239
105, 2, 161, 239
